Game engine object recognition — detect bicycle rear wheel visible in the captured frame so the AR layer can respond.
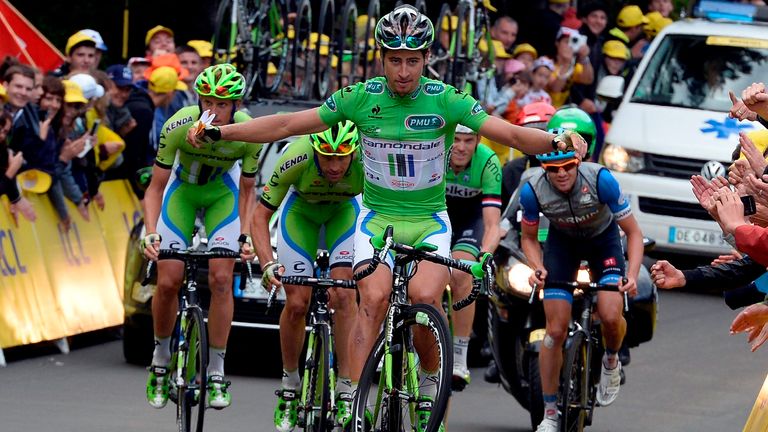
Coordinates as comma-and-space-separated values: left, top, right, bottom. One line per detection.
301, 324, 331, 432
336, 0, 359, 89
353, 304, 452, 432
290, 0, 313, 99
176, 307, 208, 432
314, 0, 335, 99
560, 332, 589, 432
253, 0, 290, 98
360, 0, 381, 81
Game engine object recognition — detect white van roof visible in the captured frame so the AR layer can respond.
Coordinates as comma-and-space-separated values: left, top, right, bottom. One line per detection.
659, 18, 768, 39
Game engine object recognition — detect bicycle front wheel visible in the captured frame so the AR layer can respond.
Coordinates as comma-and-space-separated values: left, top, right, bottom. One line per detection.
176, 307, 208, 432
560, 332, 589, 432
353, 304, 452, 432
302, 324, 331, 432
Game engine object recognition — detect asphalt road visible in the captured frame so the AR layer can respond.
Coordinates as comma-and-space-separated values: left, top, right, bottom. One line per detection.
1, 290, 765, 432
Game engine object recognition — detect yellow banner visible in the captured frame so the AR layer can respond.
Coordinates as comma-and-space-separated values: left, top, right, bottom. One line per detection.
0, 180, 141, 348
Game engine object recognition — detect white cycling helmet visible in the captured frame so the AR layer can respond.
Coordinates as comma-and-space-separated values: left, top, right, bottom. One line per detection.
455, 124, 476, 135
375, 5, 434, 51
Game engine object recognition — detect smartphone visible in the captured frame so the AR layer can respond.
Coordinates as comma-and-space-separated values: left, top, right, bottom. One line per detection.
741, 195, 757, 216
38, 110, 49, 122
89, 119, 101, 136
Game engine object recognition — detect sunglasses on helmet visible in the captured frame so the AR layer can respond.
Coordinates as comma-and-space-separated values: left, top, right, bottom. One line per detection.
315, 140, 357, 156
380, 34, 428, 50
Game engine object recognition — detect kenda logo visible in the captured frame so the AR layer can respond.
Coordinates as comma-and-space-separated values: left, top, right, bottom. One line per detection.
404, 114, 445, 131
423, 83, 445, 95
166, 116, 194, 133
365, 81, 384, 94
325, 96, 337, 112
280, 154, 308, 172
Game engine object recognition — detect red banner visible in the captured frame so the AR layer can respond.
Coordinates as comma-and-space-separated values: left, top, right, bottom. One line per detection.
0, 0, 64, 73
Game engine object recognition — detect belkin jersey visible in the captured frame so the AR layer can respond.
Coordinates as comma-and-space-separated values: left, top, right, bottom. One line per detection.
445, 143, 502, 224
519, 162, 631, 238
318, 76, 490, 216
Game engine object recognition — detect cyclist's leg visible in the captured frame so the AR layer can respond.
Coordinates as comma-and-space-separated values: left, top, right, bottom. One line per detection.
325, 196, 361, 382
349, 206, 394, 385
539, 228, 580, 424
448, 216, 485, 386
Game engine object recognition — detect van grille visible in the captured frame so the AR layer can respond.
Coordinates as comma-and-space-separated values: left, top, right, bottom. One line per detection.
638, 197, 713, 221
642, 154, 729, 179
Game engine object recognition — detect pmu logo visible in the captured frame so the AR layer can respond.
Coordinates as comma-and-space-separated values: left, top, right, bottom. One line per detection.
423, 83, 445, 95
388, 153, 416, 177
404, 114, 445, 131
365, 81, 384, 94
324, 96, 337, 112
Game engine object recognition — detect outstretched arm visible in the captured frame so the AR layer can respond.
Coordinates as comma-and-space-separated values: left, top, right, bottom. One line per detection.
189, 108, 329, 145
478, 116, 588, 157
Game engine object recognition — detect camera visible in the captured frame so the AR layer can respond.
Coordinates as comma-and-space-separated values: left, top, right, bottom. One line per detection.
568, 33, 587, 52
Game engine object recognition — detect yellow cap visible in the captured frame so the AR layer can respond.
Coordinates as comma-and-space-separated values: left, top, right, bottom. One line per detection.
65, 31, 97, 56
62, 80, 88, 104
441, 15, 458, 31
0, 83, 6, 102
148, 66, 187, 94
267, 62, 277, 75
644, 12, 673, 38
145, 25, 174, 46
356, 14, 376, 39
512, 43, 537, 58
307, 33, 332, 56
741, 130, 768, 160
602, 40, 630, 60
187, 40, 213, 58
617, 5, 649, 28
16, 169, 52, 194
479, 39, 511, 58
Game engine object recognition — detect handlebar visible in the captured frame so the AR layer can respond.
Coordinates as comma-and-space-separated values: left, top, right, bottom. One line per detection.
353, 225, 494, 312
530, 272, 630, 312
141, 249, 244, 285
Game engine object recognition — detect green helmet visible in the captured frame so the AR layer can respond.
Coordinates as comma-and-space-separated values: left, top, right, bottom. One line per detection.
310, 121, 360, 156
194, 64, 245, 100
547, 107, 597, 158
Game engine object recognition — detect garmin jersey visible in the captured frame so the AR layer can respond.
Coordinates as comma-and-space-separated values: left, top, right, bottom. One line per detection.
260, 136, 364, 210
318, 76, 490, 216
156, 106, 262, 185
519, 162, 631, 238
446, 143, 502, 223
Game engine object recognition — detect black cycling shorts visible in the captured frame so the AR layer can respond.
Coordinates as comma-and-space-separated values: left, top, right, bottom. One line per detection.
450, 215, 484, 259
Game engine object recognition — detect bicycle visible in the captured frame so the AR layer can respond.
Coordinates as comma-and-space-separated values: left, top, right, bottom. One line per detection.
428, 0, 496, 98
529, 274, 628, 432
212, 0, 290, 100
144, 248, 241, 432
351, 225, 493, 432
266, 250, 357, 431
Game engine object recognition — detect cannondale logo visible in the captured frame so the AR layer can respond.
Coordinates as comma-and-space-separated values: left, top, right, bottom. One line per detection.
700, 160, 726, 181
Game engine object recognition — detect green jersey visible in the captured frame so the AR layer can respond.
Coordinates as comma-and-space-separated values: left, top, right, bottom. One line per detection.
156, 106, 262, 184
318, 76, 490, 216
445, 143, 502, 222
260, 136, 364, 210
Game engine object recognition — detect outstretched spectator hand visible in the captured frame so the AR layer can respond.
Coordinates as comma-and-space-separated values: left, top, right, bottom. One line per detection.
739, 132, 767, 176
59, 134, 89, 162
746, 174, 768, 208
9, 197, 36, 222
728, 159, 754, 194
742, 83, 768, 120
714, 188, 748, 234
691, 174, 729, 218
731, 303, 768, 352
650, 260, 686, 289
711, 249, 743, 266
5, 150, 23, 178
729, 91, 758, 122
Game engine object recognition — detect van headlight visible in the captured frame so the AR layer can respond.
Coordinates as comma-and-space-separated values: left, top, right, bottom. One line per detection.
507, 263, 534, 296
601, 144, 645, 173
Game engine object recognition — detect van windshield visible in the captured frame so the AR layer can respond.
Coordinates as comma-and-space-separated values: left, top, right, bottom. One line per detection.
631, 34, 768, 111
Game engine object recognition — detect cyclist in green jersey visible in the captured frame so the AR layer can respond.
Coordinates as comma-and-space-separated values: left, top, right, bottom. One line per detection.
142, 64, 262, 411
445, 124, 502, 390
250, 121, 364, 431
188, 6, 586, 429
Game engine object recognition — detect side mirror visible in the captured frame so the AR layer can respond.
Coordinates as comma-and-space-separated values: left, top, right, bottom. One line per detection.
596, 75, 626, 102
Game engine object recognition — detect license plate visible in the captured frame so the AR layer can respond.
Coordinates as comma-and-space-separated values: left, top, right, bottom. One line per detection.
668, 227, 727, 247
232, 274, 285, 300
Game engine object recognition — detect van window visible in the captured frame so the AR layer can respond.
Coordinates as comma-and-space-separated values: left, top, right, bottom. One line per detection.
631, 34, 768, 111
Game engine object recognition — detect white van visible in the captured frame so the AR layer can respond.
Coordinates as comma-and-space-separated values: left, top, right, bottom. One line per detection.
601, 2, 768, 255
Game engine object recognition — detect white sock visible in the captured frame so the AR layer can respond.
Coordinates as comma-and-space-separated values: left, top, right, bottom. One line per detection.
207, 346, 226, 376
282, 368, 301, 390
337, 377, 353, 396
151, 336, 171, 367
420, 368, 439, 400
453, 336, 470, 370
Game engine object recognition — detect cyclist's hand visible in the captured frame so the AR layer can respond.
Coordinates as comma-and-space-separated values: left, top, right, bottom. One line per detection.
261, 261, 285, 291
619, 276, 637, 298
187, 110, 220, 148
238, 233, 255, 261
650, 260, 685, 289
141, 232, 162, 261
552, 130, 588, 159
529, 268, 547, 288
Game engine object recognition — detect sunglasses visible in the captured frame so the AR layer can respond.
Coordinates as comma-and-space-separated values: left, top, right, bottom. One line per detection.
315, 140, 357, 156
542, 160, 579, 173
380, 34, 427, 50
